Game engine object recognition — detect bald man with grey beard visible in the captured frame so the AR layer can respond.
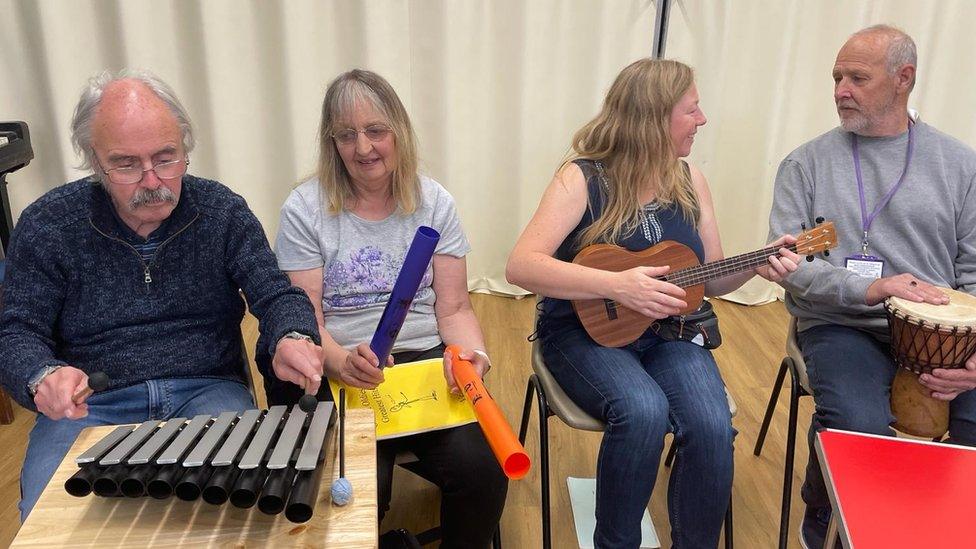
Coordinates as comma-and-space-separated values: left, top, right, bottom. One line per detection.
767, 25, 976, 549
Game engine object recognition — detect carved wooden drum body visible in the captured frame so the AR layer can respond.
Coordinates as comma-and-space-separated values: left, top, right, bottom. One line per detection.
885, 288, 976, 437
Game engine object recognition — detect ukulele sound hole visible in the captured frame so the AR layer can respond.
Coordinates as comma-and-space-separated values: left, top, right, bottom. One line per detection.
603, 299, 618, 320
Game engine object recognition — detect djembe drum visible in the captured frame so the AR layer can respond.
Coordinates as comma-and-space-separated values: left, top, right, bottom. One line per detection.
885, 288, 976, 438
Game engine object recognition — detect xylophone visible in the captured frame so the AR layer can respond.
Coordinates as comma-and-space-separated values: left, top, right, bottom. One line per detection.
64, 402, 336, 524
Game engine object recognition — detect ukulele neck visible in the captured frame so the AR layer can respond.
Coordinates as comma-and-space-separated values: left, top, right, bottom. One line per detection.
660, 244, 795, 288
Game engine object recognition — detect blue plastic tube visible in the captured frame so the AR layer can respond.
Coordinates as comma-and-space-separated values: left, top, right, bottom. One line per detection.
369, 226, 440, 366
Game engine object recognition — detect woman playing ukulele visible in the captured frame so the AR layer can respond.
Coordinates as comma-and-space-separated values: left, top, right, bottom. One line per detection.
507, 59, 798, 548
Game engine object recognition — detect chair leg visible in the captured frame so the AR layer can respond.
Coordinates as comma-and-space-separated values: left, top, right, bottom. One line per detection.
754, 358, 791, 456
536, 378, 552, 549
664, 436, 677, 468
492, 525, 502, 549
0, 388, 14, 425
724, 493, 733, 549
518, 375, 552, 549
778, 364, 802, 549
518, 377, 536, 445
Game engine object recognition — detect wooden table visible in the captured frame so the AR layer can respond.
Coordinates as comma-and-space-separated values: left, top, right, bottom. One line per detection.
12, 408, 377, 548
816, 429, 976, 548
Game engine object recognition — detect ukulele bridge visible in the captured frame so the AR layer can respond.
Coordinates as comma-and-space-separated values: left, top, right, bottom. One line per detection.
603, 299, 618, 320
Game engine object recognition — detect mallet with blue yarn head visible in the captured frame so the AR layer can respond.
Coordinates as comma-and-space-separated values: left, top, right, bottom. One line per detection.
331, 387, 351, 505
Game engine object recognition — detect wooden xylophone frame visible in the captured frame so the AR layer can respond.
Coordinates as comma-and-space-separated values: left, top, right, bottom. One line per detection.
64, 402, 336, 524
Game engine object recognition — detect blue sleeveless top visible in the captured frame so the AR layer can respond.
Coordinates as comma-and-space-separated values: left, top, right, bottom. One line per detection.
537, 159, 705, 336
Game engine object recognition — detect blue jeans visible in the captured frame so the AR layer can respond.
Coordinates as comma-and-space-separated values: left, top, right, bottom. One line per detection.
798, 324, 976, 509
541, 325, 735, 549
19, 377, 254, 522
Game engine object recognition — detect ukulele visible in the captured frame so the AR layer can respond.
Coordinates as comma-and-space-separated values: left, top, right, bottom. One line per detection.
571, 221, 837, 347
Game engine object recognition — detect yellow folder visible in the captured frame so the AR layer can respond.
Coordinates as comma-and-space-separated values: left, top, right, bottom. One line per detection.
329, 358, 478, 440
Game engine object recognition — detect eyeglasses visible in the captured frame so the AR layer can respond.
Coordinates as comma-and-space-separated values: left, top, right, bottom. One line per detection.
100, 157, 190, 185
331, 125, 392, 146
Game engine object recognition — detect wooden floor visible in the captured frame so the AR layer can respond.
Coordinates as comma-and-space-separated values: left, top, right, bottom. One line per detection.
0, 295, 814, 548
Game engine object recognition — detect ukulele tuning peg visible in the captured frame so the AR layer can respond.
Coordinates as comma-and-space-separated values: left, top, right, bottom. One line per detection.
806, 255, 815, 262
815, 216, 825, 224
801, 222, 807, 231
822, 249, 830, 257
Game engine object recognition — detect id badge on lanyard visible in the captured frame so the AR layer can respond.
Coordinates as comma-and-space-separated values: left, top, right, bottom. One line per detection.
845, 253, 884, 279
844, 122, 914, 280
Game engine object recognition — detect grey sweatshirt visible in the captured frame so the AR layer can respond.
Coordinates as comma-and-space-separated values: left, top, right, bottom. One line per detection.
768, 121, 976, 336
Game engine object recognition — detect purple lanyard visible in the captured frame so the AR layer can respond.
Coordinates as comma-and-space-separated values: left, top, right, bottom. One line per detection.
852, 121, 914, 255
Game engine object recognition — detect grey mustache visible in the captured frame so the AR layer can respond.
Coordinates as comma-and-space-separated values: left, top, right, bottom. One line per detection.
129, 187, 177, 209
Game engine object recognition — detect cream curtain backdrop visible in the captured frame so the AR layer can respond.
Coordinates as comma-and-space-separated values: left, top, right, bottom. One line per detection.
0, 0, 658, 296
666, 0, 976, 304
4, 1, 976, 302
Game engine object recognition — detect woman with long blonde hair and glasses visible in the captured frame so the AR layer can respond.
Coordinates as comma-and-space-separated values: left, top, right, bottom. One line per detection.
261, 69, 507, 547
507, 59, 799, 547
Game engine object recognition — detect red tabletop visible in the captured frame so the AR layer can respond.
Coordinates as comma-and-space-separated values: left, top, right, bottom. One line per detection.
816, 429, 976, 548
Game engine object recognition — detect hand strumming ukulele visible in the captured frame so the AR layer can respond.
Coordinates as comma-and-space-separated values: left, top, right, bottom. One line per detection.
571, 221, 837, 347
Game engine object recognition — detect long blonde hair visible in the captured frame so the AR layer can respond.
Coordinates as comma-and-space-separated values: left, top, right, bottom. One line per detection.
316, 69, 420, 213
571, 58, 700, 248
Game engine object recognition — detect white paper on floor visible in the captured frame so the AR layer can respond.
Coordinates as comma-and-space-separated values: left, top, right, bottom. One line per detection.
566, 476, 660, 548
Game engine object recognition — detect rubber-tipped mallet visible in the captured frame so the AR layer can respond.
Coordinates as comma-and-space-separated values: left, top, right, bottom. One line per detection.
297, 372, 320, 413
72, 371, 110, 404
298, 393, 318, 413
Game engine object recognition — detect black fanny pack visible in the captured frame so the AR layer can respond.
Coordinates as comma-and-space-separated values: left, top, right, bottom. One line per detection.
651, 300, 722, 349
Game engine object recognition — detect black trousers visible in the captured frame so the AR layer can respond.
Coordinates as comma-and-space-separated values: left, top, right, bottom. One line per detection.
377, 345, 508, 549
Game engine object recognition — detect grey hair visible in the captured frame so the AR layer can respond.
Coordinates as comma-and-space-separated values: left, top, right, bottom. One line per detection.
70, 69, 195, 172
853, 24, 917, 91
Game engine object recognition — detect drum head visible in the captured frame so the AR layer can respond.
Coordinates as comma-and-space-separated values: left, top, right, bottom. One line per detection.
888, 287, 976, 328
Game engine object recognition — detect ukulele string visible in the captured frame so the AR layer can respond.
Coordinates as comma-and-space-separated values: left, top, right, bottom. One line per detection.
655, 243, 805, 287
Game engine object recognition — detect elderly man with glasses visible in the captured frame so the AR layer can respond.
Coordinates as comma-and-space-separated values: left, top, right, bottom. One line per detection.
0, 69, 324, 521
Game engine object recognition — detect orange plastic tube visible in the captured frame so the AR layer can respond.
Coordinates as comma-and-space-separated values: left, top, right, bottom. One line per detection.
446, 345, 531, 480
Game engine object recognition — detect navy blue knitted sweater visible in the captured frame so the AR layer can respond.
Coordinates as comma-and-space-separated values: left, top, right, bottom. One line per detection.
0, 175, 319, 410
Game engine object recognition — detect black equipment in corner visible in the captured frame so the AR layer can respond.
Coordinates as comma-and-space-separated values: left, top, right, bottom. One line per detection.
0, 121, 33, 276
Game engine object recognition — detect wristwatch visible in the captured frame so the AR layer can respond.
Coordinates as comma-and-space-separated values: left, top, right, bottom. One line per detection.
281, 331, 314, 343
27, 365, 64, 396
